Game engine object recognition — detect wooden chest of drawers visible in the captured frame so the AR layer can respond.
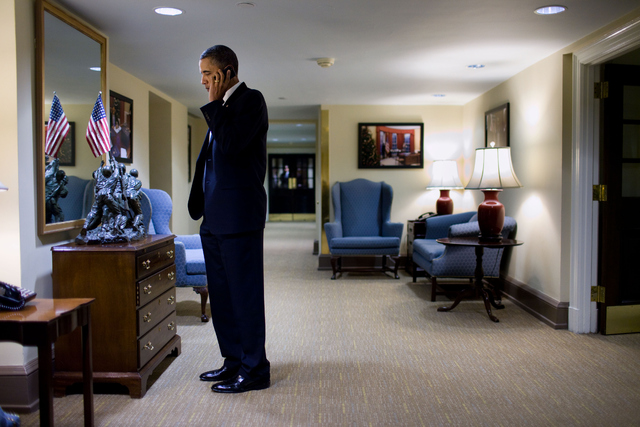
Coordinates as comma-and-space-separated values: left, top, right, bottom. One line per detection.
51, 234, 181, 398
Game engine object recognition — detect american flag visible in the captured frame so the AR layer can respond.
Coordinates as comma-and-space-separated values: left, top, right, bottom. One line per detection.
85, 94, 111, 157
44, 94, 70, 158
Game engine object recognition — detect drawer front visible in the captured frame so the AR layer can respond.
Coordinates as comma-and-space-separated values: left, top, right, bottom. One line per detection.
136, 243, 175, 279
137, 287, 177, 337
138, 311, 177, 368
137, 264, 176, 307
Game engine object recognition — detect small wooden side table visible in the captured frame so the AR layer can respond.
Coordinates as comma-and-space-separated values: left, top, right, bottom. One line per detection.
0, 298, 95, 427
435, 237, 523, 322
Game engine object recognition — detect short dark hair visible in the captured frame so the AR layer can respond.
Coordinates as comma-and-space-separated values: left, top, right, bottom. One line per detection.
200, 45, 238, 75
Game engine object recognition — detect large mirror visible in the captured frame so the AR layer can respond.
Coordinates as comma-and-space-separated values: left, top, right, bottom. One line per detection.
36, 0, 106, 235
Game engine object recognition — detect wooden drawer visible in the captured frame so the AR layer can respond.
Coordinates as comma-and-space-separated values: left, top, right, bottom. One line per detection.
137, 287, 176, 337
137, 264, 176, 307
136, 243, 175, 279
138, 311, 177, 368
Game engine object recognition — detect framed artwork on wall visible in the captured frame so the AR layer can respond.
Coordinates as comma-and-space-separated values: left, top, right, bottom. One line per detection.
358, 122, 424, 169
485, 103, 510, 147
109, 91, 133, 163
45, 121, 75, 166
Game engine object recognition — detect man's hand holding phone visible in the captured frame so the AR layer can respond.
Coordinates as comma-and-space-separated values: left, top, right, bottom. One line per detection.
208, 65, 237, 103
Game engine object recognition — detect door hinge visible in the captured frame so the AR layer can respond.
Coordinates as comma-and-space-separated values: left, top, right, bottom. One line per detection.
591, 286, 606, 303
594, 81, 609, 99
593, 184, 607, 202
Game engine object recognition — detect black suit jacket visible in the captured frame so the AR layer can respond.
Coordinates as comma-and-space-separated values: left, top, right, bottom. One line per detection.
188, 83, 268, 234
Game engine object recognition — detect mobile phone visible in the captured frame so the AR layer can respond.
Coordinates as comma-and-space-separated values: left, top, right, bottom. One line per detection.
223, 65, 236, 79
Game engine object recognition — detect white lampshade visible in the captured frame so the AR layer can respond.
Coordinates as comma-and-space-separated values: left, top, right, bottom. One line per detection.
465, 146, 522, 190
426, 160, 464, 189
0, 180, 7, 192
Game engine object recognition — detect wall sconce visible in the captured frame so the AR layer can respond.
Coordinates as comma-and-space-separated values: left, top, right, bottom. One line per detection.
0, 180, 8, 192
465, 143, 522, 241
426, 160, 464, 215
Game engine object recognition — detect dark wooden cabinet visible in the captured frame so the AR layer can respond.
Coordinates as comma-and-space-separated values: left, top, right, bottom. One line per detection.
51, 234, 181, 398
406, 220, 426, 276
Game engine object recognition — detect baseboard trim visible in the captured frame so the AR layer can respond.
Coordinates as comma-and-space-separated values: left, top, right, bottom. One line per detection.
0, 358, 40, 412
497, 275, 569, 329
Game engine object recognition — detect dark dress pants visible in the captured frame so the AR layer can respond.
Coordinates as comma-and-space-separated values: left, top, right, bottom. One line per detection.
200, 221, 270, 380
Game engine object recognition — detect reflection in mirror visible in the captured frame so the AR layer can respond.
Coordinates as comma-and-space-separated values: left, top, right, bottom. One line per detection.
37, 0, 106, 235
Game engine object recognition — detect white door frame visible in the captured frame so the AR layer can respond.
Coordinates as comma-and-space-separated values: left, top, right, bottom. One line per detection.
569, 16, 640, 333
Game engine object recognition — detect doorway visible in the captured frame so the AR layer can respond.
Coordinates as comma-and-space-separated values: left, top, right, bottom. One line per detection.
268, 154, 316, 221
597, 59, 640, 334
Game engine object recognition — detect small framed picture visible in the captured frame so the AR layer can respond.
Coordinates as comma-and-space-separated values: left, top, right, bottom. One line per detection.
45, 121, 75, 166
109, 91, 133, 163
485, 103, 510, 147
358, 122, 424, 169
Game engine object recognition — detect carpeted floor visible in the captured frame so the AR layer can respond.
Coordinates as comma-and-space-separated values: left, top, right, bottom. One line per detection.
20, 222, 640, 426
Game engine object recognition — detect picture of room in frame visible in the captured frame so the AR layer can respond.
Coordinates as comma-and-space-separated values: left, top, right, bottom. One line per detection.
358, 122, 424, 169
485, 102, 510, 147
109, 90, 133, 163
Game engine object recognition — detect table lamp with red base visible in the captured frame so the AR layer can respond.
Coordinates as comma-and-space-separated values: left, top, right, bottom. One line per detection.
426, 160, 464, 215
465, 143, 522, 242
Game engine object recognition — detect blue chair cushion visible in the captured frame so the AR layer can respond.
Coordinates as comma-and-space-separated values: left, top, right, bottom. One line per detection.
413, 238, 445, 260
340, 180, 382, 237
185, 249, 206, 275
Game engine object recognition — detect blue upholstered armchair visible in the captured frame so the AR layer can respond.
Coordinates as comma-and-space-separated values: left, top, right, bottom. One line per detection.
140, 188, 209, 322
412, 212, 517, 301
324, 179, 403, 279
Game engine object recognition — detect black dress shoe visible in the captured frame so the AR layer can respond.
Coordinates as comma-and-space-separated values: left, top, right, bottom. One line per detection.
199, 366, 239, 382
211, 374, 270, 393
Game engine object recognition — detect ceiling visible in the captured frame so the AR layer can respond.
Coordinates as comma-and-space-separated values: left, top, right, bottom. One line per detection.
54, 0, 639, 122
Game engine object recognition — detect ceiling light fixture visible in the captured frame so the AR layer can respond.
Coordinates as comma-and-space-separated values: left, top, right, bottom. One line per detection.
237, 2, 256, 7
317, 58, 335, 68
90, 67, 101, 72
468, 64, 485, 69
433, 94, 446, 98
154, 7, 184, 16
534, 5, 567, 15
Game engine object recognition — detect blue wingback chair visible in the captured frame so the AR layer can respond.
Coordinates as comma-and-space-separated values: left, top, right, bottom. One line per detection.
141, 188, 209, 322
57, 175, 95, 222
324, 179, 403, 279
412, 212, 517, 301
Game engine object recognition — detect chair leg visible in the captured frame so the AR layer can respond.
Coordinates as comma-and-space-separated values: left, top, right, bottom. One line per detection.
431, 277, 438, 302
193, 287, 209, 322
390, 256, 400, 279
412, 262, 417, 283
330, 256, 340, 280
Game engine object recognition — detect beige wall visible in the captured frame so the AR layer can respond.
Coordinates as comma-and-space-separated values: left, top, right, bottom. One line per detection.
463, 53, 565, 301
321, 105, 478, 254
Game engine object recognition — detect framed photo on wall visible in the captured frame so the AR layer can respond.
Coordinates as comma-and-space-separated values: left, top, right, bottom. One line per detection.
45, 121, 75, 166
485, 103, 510, 147
109, 91, 133, 163
358, 122, 424, 169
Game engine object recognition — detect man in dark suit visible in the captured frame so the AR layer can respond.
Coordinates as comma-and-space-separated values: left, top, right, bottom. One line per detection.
188, 45, 270, 393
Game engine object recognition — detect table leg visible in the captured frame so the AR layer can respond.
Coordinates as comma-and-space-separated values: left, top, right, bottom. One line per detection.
37, 332, 54, 427
82, 308, 94, 427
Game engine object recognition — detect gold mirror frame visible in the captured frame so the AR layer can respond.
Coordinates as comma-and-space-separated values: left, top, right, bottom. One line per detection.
36, 0, 107, 235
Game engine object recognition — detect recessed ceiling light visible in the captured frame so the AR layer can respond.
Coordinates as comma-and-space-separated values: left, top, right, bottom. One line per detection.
154, 7, 183, 16
237, 2, 255, 7
534, 5, 567, 15
89, 67, 101, 72
433, 94, 446, 98
467, 64, 485, 69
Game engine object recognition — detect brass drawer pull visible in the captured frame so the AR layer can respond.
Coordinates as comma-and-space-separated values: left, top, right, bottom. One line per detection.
142, 259, 151, 270
168, 295, 175, 305
168, 272, 175, 281
143, 284, 152, 295
143, 312, 152, 323
143, 341, 154, 351
167, 250, 174, 259
168, 321, 176, 331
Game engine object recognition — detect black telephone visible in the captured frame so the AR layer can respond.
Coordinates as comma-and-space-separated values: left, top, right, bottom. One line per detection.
0, 281, 37, 311
223, 65, 236, 80
416, 212, 436, 221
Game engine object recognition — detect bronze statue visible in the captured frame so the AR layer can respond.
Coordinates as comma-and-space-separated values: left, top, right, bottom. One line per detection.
44, 158, 69, 223
76, 157, 146, 244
